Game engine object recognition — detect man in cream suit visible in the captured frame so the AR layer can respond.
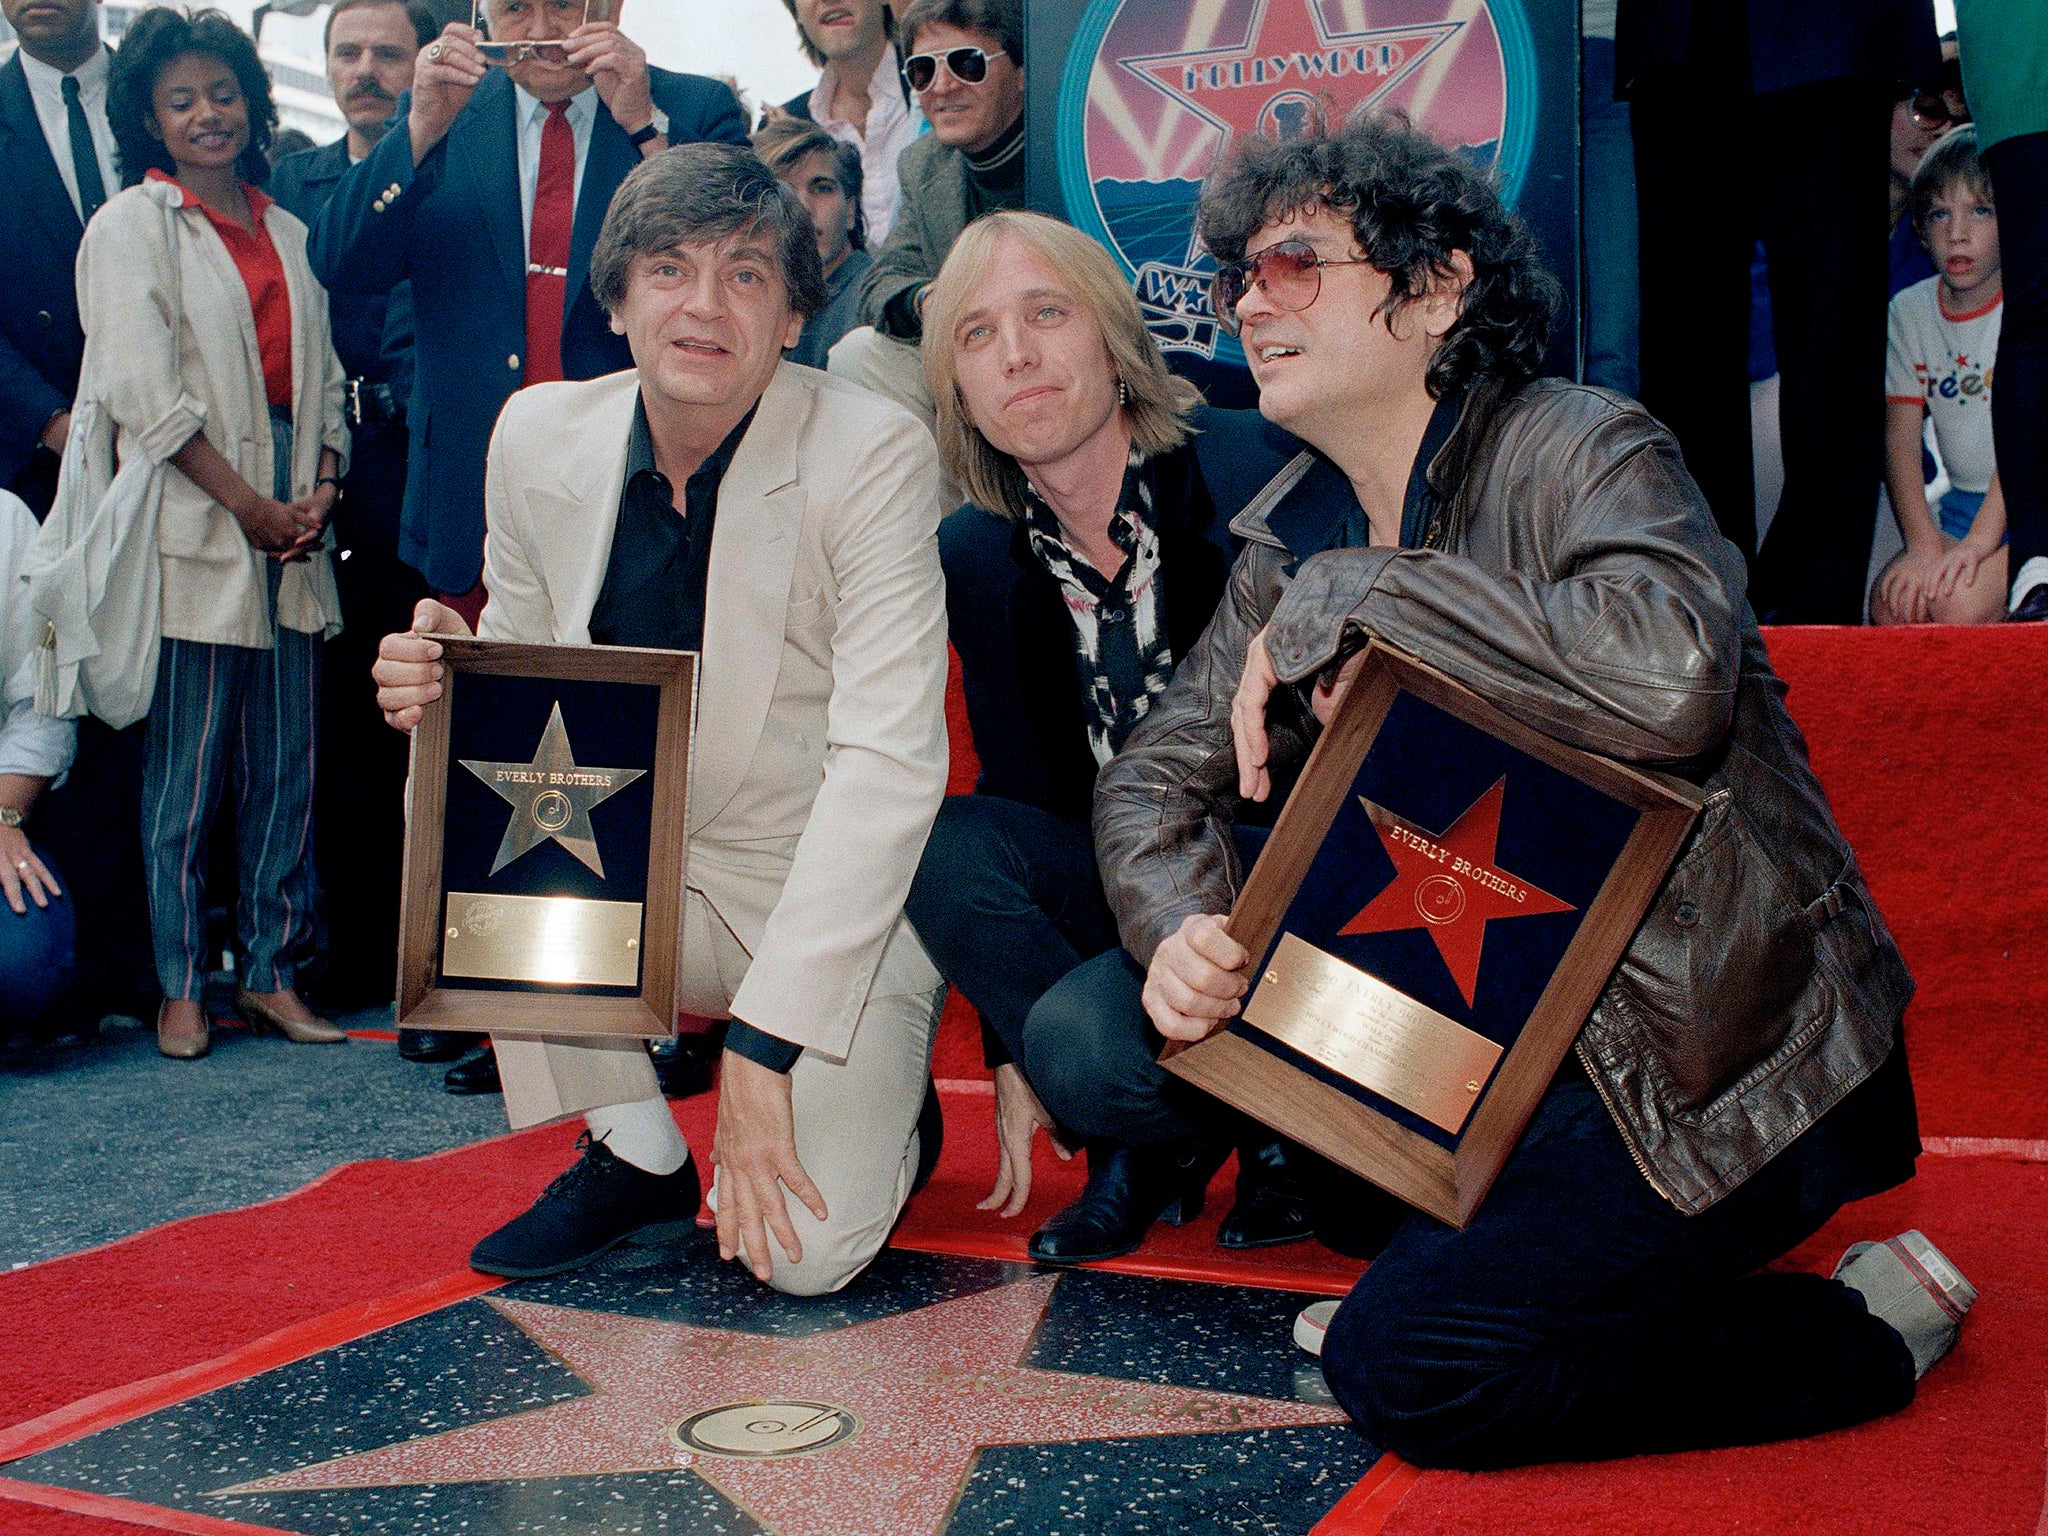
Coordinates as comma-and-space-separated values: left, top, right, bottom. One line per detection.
373, 143, 949, 1296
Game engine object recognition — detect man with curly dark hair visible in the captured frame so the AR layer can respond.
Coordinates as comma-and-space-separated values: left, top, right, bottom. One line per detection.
1058, 114, 1975, 1468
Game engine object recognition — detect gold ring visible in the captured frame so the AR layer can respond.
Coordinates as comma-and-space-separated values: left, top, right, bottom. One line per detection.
428, 40, 444, 58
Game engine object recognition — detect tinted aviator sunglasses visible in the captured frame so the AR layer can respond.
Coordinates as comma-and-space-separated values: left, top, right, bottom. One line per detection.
901, 46, 992, 91
1210, 240, 1373, 335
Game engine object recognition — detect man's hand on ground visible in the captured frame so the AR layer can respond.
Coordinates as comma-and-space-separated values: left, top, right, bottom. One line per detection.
1143, 913, 1249, 1042
372, 598, 470, 731
712, 1049, 828, 1283
979, 1062, 1071, 1218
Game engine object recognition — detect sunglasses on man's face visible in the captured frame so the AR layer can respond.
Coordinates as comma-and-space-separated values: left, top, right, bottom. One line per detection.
1908, 88, 1969, 131
901, 46, 991, 92
1210, 239, 1374, 336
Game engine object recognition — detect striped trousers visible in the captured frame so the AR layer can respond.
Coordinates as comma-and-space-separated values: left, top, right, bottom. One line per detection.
141, 410, 322, 1001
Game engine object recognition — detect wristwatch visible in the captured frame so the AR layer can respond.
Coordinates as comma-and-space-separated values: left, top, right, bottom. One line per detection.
627, 105, 669, 149
0, 807, 25, 829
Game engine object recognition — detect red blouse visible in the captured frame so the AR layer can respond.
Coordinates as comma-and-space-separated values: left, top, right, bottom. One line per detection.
147, 170, 294, 409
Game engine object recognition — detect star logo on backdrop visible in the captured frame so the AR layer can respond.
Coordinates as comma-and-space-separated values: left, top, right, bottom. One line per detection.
216, 1279, 1345, 1536
460, 701, 644, 878
1340, 778, 1575, 1007
1121, 0, 1461, 160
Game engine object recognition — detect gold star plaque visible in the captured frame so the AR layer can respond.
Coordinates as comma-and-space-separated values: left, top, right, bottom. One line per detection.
460, 702, 645, 879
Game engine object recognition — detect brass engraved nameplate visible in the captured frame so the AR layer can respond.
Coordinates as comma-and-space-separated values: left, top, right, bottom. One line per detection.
1240, 933, 1503, 1135
442, 892, 644, 987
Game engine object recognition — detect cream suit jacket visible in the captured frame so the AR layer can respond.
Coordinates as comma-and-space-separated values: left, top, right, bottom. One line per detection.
476, 362, 948, 1059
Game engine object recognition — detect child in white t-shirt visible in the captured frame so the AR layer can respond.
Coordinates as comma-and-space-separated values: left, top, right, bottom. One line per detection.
1874, 125, 2005, 625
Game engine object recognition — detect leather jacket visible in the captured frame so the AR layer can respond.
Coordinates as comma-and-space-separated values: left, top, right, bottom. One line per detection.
1093, 377, 1916, 1215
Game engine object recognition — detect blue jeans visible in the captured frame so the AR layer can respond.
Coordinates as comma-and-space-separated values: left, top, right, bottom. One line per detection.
1320, 1072, 1915, 1468
1581, 38, 1640, 397
0, 845, 76, 1020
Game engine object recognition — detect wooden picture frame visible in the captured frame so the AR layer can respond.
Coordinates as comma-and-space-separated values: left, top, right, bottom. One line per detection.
1161, 643, 1702, 1228
396, 638, 696, 1040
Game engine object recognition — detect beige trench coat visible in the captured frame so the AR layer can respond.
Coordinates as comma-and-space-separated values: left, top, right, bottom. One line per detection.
75, 177, 347, 648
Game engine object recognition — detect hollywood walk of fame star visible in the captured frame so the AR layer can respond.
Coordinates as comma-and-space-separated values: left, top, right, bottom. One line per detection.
460, 701, 644, 879
216, 1278, 1347, 1536
1340, 777, 1575, 1008
1120, 0, 1460, 163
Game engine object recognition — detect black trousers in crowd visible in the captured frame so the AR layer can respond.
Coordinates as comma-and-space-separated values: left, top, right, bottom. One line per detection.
32, 717, 157, 1025
1632, 73, 1895, 623
307, 411, 424, 1005
1986, 132, 2048, 585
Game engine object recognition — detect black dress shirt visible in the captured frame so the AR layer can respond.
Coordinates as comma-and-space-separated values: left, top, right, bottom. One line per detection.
586, 397, 801, 1073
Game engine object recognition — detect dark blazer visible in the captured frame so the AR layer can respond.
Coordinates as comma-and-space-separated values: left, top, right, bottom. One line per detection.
270, 134, 406, 385
1617, 0, 1939, 96
0, 52, 94, 511
941, 406, 1301, 823
307, 69, 748, 593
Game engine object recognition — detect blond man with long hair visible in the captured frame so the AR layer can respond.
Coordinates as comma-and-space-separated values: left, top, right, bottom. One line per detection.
901, 210, 1316, 1264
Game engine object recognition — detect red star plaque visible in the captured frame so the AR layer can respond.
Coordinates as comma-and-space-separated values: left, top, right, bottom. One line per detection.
1340, 778, 1575, 1008
1120, 0, 1461, 158
217, 1278, 1346, 1536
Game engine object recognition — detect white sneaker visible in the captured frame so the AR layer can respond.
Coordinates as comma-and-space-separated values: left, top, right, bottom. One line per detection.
1834, 1229, 1977, 1379
1294, 1298, 1341, 1356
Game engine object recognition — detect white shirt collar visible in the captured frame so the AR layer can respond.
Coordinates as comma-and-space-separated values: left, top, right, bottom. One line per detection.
18, 42, 110, 98
513, 82, 599, 130
809, 42, 906, 130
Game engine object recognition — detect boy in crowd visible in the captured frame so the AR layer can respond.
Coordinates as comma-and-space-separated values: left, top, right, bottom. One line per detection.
754, 117, 871, 368
1875, 126, 2006, 624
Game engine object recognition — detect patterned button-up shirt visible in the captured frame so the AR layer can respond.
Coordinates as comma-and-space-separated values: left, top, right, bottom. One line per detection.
1020, 449, 1175, 766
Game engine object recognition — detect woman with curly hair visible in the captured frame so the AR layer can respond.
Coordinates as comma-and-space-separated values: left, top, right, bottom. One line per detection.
90, 7, 348, 1057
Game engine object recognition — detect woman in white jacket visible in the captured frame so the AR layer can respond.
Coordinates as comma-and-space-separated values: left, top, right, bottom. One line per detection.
90, 8, 348, 1058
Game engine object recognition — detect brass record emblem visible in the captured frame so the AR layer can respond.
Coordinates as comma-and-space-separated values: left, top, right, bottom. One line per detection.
671, 1401, 860, 1459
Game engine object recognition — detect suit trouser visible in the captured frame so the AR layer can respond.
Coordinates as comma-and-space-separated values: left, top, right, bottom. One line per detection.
1632, 72, 1893, 622
495, 887, 945, 1297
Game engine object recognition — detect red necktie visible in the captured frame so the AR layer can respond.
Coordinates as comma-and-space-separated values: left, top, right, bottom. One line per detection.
524, 99, 574, 385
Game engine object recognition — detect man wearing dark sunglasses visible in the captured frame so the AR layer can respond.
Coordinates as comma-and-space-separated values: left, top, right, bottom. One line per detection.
825, 0, 1022, 451
1073, 113, 1964, 1470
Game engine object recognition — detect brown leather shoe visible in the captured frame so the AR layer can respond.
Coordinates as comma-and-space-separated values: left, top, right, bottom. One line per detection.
157, 1001, 211, 1059
234, 988, 347, 1044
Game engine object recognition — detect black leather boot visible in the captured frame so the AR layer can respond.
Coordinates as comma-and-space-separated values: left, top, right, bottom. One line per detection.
399, 1028, 473, 1063
1216, 1135, 1316, 1250
1027, 1141, 1227, 1265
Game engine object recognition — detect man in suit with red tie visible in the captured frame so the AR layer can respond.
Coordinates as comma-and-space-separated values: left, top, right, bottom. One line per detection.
309, 0, 747, 631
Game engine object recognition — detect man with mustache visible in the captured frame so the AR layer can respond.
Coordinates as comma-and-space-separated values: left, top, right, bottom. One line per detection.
269, 0, 439, 1025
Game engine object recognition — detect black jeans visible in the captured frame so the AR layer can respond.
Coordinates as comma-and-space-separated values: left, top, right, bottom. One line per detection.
1985, 132, 2048, 579
901, 794, 1122, 1072
1633, 72, 1894, 621
1320, 1072, 1916, 1469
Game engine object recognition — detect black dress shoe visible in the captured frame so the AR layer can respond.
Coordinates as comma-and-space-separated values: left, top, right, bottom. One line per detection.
2007, 584, 2048, 622
1028, 1141, 1226, 1265
1216, 1136, 1316, 1250
470, 1132, 702, 1278
649, 1029, 723, 1099
912, 1075, 943, 1195
399, 1028, 473, 1063
443, 1042, 501, 1095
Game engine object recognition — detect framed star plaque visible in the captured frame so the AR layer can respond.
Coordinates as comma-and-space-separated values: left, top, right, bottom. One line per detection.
395, 639, 695, 1039
1161, 642, 1702, 1227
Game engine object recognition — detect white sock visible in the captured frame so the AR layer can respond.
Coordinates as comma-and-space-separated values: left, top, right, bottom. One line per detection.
2011, 555, 2048, 609
586, 1097, 689, 1176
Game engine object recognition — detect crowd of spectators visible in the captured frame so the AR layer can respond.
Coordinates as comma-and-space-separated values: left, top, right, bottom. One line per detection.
0, 0, 2038, 1068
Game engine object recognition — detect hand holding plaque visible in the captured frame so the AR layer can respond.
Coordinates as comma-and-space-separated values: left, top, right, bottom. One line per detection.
397, 639, 695, 1040
1160, 642, 1702, 1227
